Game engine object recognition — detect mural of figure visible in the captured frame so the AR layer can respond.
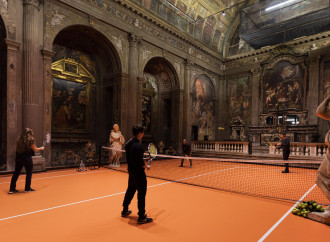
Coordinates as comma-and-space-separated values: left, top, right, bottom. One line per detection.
192, 75, 215, 140
52, 77, 87, 130
53, 90, 74, 128
194, 16, 204, 41
228, 76, 251, 121
109, 124, 125, 167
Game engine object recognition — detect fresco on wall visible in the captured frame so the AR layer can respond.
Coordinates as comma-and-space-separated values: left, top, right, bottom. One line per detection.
142, 72, 158, 132
192, 75, 215, 140
228, 76, 251, 122
263, 61, 304, 110
142, 95, 152, 132
52, 78, 87, 131
53, 44, 98, 78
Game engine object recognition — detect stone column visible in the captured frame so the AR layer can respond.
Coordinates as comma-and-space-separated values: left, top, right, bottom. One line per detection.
218, 75, 226, 140
5, 40, 20, 171
22, 0, 43, 143
214, 98, 219, 140
172, 88, 184, 152
137, 77, 145, 124
251, 68, 261, 126
127, 33, 140, 130
115, 73, 129, 139
183, 59, 192, 141
307, 56, 320, 125
41, 49, 55, 167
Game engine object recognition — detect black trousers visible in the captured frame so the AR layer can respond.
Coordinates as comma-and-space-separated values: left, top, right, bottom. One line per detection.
180, 158, 192, 167
10, 157, 33, 191
122, 171, 147, 217
283, 153, 289, 170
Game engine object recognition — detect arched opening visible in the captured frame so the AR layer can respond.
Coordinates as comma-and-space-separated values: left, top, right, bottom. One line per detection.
191, 75, 216, 141
0, 15, 6, 171
51, 25, 122, 167
142, 57, 179, 150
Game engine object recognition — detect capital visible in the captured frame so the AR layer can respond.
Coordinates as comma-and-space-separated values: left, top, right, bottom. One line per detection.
251, 68, 261, 77
127, 33, 141, 47
309, 55, 320, 68
184, 59, 192, 70
23, 0, 42, 9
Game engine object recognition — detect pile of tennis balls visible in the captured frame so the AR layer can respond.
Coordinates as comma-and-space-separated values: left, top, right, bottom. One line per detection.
292, 200, 325, 218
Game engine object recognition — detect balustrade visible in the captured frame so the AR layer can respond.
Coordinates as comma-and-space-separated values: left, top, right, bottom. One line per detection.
191, 141, 249, 154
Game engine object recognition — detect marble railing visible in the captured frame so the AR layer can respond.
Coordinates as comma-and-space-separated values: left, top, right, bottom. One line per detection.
191, 141, 249, 154
269, 142, 328, 157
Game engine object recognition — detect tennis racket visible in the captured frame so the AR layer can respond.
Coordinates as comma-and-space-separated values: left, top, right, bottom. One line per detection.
147, 143, 157, 168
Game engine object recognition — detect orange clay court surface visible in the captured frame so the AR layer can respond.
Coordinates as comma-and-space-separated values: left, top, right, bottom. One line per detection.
0, 163, 329, 242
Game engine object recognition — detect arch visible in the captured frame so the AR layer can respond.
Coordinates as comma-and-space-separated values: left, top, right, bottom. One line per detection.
143, 56, 179, 89
50, 25, 123, 167
142, 56, 180, 148
53, 25, 122, 75
0, 14, 6, 171
0, 14, 6, 39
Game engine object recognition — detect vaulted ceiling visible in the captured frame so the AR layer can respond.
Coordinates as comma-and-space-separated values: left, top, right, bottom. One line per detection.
128, 1, 330, 56
128, 0, 253, 54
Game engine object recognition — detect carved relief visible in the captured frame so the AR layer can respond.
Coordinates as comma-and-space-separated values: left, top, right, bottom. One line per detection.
174, 61, 181, 75
112, 35, 123, 52
142, 48, 152, 61
0, 0, 7, 10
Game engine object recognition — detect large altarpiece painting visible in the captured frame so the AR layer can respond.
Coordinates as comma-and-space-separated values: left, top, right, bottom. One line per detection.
263, 60, 306, 111
51, 58, 95, 133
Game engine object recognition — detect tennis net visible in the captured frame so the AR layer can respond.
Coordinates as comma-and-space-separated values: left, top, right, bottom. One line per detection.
102, 147, 329, 205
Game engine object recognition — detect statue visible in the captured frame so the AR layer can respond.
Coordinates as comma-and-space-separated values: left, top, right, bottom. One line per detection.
85, 141, 96, 169
158, 141, 165, 154
165, 146, 176, 156
109, 124, 125, 167
311, 96, 330, 225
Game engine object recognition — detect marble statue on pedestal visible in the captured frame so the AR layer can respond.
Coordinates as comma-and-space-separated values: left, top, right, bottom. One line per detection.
311, 96, 330, 225
109, 124, 125, 167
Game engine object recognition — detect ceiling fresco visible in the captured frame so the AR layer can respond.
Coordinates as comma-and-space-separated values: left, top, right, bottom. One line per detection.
128, 0, 253, 53
127, 0, 330, 56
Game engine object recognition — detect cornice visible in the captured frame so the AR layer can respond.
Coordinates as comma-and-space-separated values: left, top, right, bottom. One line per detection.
225, 30, 330, 62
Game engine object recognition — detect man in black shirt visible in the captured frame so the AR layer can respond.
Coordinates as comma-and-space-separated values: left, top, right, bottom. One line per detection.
276, 132, 291, 173
121, 124, 153, 223
179, 139, 192, 168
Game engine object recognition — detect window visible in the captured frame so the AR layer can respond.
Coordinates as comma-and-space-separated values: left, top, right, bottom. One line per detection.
286, 115, 299, 125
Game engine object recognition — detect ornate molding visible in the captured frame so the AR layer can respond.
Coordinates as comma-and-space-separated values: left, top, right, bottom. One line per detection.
5, 39, 20, 51
41, 49, 55, 59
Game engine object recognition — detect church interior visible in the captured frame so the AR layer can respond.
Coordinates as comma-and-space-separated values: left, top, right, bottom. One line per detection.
1, 0, 330, 240
0, 0, 330, 170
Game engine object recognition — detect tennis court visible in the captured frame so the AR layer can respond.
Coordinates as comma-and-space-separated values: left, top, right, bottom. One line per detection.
0, 163, 329, 242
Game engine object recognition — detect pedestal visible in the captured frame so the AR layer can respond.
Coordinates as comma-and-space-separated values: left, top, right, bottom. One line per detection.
308, 206, 330, 225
